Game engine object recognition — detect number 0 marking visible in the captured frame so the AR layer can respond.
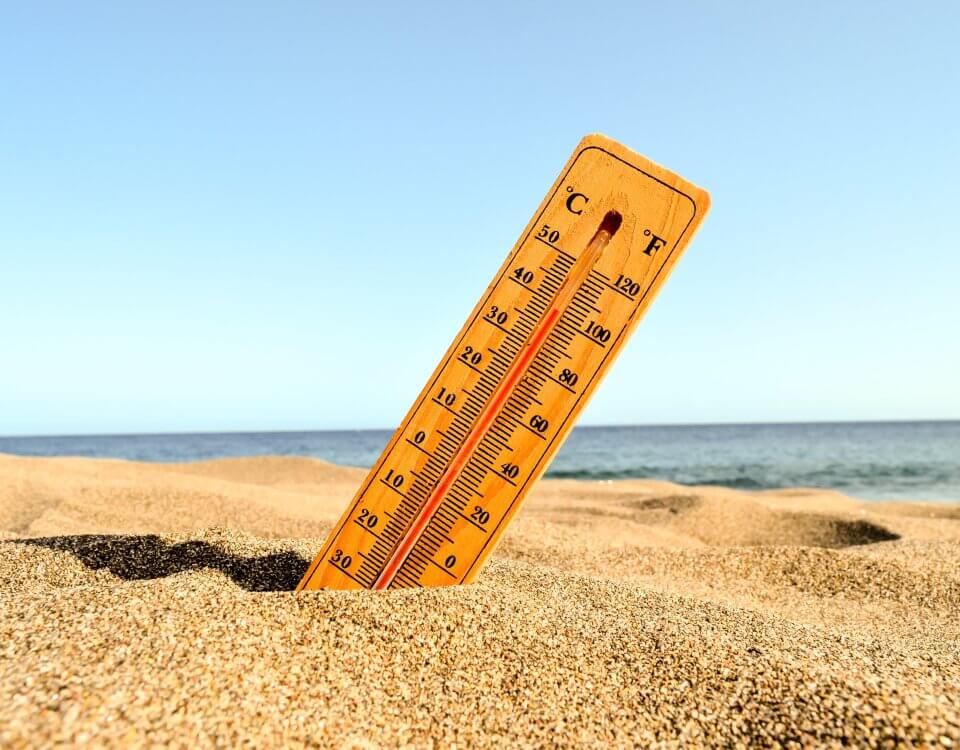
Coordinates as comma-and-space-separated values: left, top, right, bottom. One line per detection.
297, 134, 710, 592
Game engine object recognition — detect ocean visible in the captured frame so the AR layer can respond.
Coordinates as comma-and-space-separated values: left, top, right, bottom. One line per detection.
2, 421, 958, 502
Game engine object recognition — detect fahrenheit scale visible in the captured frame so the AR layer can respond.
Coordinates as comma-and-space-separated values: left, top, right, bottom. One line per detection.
298, 134, 710, 591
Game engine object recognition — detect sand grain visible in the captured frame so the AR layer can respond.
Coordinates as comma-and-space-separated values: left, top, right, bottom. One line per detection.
1, 455, 958, 747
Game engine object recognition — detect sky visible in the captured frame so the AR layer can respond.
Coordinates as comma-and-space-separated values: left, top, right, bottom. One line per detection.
2, 2, 958, 436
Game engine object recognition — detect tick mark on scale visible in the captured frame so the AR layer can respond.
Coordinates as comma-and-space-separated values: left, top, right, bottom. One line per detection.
296, 137, 708, 592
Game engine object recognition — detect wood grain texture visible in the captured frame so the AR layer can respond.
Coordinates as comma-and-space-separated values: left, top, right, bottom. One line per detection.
298, 134, 710, 591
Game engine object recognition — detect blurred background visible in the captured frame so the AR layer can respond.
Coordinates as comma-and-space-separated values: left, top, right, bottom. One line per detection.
1, 3, 958, 497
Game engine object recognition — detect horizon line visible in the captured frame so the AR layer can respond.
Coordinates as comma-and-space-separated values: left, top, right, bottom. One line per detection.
2, 417, 959, 441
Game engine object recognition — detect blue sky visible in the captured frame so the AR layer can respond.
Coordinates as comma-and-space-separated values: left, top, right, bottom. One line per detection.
2, 2, 958, 436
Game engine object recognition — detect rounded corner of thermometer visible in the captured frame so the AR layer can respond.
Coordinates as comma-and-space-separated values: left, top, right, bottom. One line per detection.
676, 189, 708, 234
571, 138, 708, 226
574, 133, 615, 152
682, 185, 711, 221
694, 187, 712, 216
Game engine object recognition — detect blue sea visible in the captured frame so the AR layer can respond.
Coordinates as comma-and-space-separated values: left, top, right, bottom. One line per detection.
2, 421, 958, 502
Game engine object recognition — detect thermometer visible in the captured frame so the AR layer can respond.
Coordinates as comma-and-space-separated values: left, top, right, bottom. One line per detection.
298, 134, 710, 590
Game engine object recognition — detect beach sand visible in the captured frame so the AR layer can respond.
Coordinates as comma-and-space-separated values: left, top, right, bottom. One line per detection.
1, 453, 958, 747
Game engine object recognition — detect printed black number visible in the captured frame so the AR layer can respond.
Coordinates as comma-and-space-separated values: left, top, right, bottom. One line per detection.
460, 345, 482, 366
558, 368, 579, 386
384, 468, 404, 488
413, 430, 426, 444
436, 387, 457, 406
615, 274, 641, 297
358, 508, 378, 528
538, 224, 561, 244
485, 305, 508, 325
513, 267, 535, 285
500, 462, 520, 479
529, 415, 549, 433
585, 321, 611, 343
444, 555, 457, 569
331, 549, 352, 569
471, 506, 491, 525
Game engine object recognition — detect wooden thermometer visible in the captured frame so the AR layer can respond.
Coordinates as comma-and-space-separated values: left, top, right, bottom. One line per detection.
298, 134, 710, 591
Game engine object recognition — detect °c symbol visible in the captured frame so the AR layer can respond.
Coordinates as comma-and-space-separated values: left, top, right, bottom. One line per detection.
565, 186, 589, 215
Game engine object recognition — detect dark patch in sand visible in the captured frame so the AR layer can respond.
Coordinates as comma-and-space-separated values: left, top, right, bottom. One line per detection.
17, 535, 309, 591
627, 495, 701, 514
784, 515, 901, 548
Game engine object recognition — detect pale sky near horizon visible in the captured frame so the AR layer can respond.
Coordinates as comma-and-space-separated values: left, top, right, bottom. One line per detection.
2, 2, 958, 436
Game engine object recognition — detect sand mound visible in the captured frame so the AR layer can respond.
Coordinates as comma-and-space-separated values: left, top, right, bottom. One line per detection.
8, 530, 307, 593
0, 453, 352, 539
165, 455, 366, 486
871, 501, 960, 520
1, 455, 959, 747
622, 493, 900, 547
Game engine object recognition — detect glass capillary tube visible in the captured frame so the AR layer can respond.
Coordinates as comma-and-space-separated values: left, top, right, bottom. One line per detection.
373, 210, 623, 589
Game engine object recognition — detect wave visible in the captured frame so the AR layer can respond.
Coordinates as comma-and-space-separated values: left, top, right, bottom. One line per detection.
545, 467, 771, 488
545, 461, 960, 495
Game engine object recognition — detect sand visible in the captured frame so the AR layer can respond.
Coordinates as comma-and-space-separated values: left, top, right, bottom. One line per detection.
1, 453, 958, 747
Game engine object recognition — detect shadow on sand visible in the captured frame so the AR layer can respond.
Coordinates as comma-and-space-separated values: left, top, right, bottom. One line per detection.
18, 534, 310, 591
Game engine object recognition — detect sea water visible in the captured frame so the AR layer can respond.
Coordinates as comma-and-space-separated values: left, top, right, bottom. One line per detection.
2, 421, 958, 502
